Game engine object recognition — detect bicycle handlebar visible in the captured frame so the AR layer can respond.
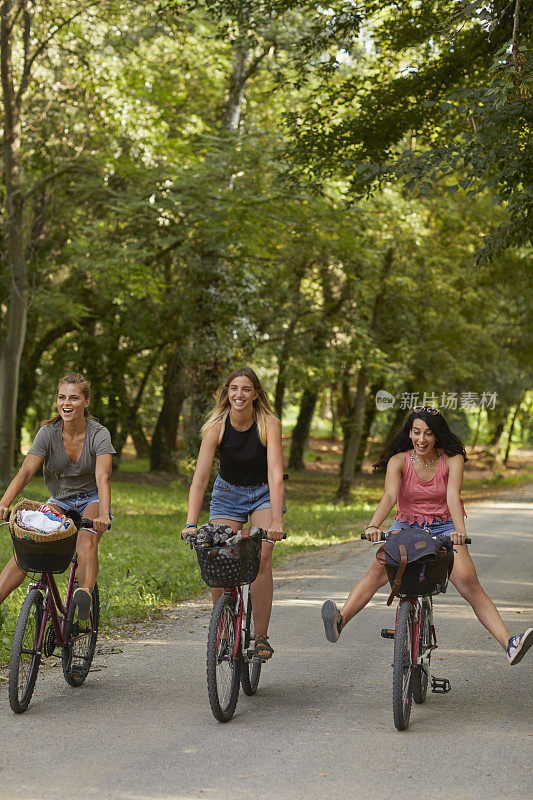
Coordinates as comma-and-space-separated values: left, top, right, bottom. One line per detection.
361, 532, 471, 544
0, 510, 109, 533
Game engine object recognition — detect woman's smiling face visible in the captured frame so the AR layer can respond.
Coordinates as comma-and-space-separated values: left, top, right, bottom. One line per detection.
227, 376, 257, 413
57, 383, 90, 422
410, 417, 436, 456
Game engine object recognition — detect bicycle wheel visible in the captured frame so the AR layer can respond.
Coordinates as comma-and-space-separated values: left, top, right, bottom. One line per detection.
412, 598, 431, 704
206, 594, 241, 722
9, 589, 43, 714
392, 600, 414, 731
62, 583, 100, 687
241, 592, 261, 696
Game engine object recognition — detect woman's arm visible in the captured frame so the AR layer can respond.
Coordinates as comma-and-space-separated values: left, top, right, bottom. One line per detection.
0, 454, 43, 518
266, 416, 284, 541
93, 454, 113, 533
446, 454, 467, 545
181, 423, 221, 535
365, 454, 404, 542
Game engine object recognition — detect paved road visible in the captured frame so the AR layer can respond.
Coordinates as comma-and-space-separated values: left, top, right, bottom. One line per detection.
0, 488, 532, 800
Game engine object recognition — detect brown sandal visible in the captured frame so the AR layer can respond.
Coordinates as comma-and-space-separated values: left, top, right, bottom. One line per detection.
254, 635, 274, 660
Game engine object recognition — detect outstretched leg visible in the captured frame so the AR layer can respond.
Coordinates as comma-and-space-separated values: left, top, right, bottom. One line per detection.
322, 560, 389, 642
450, 545, 509, 649
340, 561, 389, 625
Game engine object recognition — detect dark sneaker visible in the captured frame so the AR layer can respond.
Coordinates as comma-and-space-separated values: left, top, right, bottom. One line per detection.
73, 587, 92, 621
507, 628, 533, 665
321, 600, 343, 643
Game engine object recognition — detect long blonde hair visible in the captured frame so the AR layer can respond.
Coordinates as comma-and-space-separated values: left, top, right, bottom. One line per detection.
201, 367, 277, 446
42, 372, 91, 426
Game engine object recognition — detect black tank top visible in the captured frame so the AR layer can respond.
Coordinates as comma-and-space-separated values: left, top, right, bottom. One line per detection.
218, 415, 268, 486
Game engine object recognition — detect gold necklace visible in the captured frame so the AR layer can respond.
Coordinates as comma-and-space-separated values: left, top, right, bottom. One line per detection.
412, 448, 439, 467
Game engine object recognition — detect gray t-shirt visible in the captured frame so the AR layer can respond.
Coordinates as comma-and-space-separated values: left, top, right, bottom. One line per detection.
28, 419, 116, 500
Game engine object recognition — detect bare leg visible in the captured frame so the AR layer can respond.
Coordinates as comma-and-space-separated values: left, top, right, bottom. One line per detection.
450, 545, 509, 649
340, 560, 389, 626
72, 502, 104, 593
0, 557, 27, 605
208, 518, 243, 605
249, 507, 276, 657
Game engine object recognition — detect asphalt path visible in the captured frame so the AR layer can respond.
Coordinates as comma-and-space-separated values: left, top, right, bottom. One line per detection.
0, 486, 532, 800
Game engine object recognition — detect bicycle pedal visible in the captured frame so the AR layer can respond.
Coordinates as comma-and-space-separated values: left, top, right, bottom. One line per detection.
246, 649, 266, 664
381, 628, 395, 639
431, 676, 451, 694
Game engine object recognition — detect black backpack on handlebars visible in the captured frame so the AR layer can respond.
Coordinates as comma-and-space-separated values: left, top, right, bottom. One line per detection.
376, 527, 454, 605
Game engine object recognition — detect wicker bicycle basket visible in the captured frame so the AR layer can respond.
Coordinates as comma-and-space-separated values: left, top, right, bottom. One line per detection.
9, 498, 78, 574
195, 534, 262, 588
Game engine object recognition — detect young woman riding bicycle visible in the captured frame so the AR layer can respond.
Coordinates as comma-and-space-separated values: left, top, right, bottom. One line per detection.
0, 373, 114, 622
182, 367, 285, 660
321, 406, 532, 665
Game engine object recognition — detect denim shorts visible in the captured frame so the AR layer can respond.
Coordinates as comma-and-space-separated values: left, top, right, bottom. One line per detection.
46, 491, 114, 521
209, 475, 286, 523
388, 518, 455, 536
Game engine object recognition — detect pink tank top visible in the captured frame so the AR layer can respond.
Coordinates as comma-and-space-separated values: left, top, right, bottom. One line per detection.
395, 450, 465, 525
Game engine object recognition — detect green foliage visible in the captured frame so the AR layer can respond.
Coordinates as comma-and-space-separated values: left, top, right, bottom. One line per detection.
2, 0, 530, 486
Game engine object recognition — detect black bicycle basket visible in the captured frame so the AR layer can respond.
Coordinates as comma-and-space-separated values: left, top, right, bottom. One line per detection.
195, 535, 262, 588
12, 534, 78, 574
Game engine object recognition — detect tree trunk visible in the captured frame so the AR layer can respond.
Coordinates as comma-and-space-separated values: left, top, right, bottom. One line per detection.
335, 247, 395, 500
112, 351, 158, 461
131, 421, 150, 459
288, 388, 318, 470
150, 352, 187, 472
487, 405, 510, 466
353, 382, 380, 473
0, 1, 28, 484
503, 396, 522, 466
180, 37, 254, 456
274, 317, 297, 419
329, 385, 338, 440
222, 38, 248, 130
335, 367, 367, 503
471, 406, 483, 448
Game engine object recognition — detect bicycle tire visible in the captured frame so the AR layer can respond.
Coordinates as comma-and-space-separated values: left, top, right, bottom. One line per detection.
392, 600, 414, 731
412, 598, 431, 704
206, 594, 240, 722
62, 583, 100, 687
9, 589, 43, 714
241, 592, 261, 696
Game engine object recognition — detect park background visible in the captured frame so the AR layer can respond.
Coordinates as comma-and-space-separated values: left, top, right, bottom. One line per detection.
0, 1, 531, 661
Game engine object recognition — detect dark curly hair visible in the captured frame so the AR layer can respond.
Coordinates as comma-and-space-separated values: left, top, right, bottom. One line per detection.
373, 408, 468, 471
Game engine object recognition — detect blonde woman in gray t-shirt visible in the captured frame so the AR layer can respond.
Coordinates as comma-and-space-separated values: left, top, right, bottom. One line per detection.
0, 373, 115, 620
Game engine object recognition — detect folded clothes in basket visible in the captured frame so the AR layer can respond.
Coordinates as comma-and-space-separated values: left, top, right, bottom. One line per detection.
184, 522, 262, 549
16, 506, 70, 535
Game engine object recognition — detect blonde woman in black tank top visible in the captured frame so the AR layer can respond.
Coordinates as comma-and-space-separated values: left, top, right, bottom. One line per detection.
182, 367, 284, 660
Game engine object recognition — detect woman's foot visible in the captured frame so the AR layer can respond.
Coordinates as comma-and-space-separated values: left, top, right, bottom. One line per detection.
73, 587, 92, 620
254, 634, 274, 660
321, 600, 343, 642
507, 628, 533, 664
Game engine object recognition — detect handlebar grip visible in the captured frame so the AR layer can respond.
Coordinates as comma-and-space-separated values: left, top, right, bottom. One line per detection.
80, 517, 111, 532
